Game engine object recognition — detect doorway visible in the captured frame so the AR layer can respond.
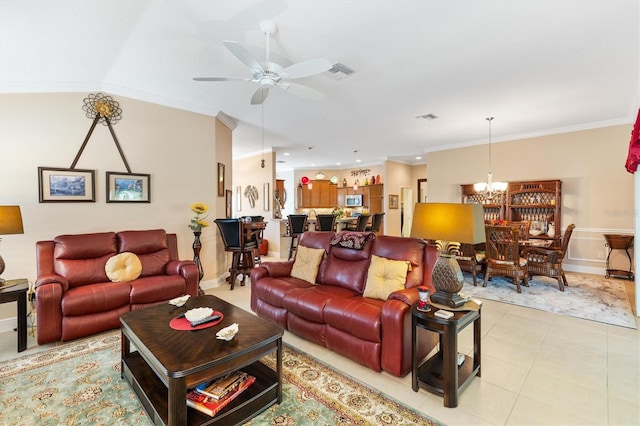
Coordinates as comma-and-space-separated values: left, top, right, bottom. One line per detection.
417, 178, 427, 203
400, 187, 413, 237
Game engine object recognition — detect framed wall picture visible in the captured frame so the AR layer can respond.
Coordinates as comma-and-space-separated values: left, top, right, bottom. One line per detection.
218, 163, 225, 197
106, 172, 151, 203
389, 194, 399, 209
225, 189, 232, 218
38, 167, 96, 202
263, 182, 270, 212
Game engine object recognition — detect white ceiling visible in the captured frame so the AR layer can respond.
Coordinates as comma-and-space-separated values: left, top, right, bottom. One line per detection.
1, 1, 638, 172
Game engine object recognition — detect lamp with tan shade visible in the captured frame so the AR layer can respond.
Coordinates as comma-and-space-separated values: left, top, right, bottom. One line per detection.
0, 206, 24, 284
410, 203, 484, 308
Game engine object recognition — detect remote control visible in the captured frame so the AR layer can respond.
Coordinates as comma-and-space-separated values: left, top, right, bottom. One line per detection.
434, 310, 454, 319
191, 314, 221, 327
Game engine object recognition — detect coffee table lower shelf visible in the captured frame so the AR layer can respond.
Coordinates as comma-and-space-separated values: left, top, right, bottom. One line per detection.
122, 352, 278, 425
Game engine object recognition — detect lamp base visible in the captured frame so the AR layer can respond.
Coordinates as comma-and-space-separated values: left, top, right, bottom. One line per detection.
430, 290, 467, 308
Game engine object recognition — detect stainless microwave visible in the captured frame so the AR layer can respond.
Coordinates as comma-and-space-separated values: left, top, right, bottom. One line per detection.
345, 194, 363, 207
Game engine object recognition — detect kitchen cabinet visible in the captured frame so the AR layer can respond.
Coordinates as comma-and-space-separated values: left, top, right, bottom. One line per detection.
296, 180, 337, 208
337, 184, 384, 213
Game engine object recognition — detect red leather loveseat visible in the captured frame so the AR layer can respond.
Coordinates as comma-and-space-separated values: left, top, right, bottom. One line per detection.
251, 231, 439, 377
35, 229, 199, 344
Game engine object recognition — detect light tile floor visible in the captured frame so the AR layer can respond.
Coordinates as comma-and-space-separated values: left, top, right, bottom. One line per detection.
1, 273, 638, 425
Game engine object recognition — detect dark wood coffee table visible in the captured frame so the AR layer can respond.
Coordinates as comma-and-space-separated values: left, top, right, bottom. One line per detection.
120, 295, 283, 425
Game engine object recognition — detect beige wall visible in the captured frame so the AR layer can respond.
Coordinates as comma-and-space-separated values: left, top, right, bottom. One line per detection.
0, 93, 225, 326
425, 124, 634, 274
231, 151, 280, 257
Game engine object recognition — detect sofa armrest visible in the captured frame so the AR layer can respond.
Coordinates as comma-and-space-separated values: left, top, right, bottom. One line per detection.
166, 260, 200, 297
261, 260, 294, 277
34, 280, 65, 344
35, 274, 69, 292
387, 287, 420, 306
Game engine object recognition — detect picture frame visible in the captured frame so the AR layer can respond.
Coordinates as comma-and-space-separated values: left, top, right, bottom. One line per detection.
389, 194, 399, 209
263, 182, 270, 212
225, 190, 232, 218
38, 167, 96, 203
236, 186, 242, 211
218, 163, 225, 197
106, 171, 151, 203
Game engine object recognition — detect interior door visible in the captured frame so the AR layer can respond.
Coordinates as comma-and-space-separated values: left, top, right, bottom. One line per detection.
400, 187, 413, 237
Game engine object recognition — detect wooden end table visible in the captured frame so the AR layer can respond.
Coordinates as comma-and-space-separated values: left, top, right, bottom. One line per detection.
411, 304, 481, 408
120, 295, 283, 425
0, 278, 29, 352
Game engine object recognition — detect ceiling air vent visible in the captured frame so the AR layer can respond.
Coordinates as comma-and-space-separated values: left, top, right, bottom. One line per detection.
326, 63, 355, 80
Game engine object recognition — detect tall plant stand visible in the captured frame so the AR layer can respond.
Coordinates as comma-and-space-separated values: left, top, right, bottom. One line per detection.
192, 231, 205, 295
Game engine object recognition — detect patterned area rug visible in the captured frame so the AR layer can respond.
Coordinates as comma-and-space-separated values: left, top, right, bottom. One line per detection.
0, 332, 441, 425
461, 272, 636, 328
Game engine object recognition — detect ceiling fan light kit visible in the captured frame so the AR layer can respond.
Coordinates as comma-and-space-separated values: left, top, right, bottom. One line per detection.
194, 20, 331, 105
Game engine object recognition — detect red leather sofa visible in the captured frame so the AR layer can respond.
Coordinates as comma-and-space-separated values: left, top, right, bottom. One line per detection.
251, 231, 439, 377
35, 229, 199, 345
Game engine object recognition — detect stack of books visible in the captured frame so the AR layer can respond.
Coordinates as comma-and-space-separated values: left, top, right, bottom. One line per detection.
186, 371, 255, 417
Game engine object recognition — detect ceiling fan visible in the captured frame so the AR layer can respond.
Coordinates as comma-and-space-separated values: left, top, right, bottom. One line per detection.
194, 20, 332, 105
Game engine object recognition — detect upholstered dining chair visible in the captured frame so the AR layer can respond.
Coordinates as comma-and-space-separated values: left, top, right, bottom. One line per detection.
484, 225, 529, 293
365, 212, 385, 233
346, 214, 371, 232
316, 214, 337, 231
287, 214, 308, 260
214, 218, 257, 290
523, 224, 575, 291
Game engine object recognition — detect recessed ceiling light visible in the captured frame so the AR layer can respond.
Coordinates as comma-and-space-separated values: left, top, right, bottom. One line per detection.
416, 156, 422, 160
283, 152, 290, 156
336, 162, 341, 166
356, 159, 361, 163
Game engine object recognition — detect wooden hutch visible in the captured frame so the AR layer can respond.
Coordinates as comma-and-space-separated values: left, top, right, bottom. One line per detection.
462, 179, 562, 244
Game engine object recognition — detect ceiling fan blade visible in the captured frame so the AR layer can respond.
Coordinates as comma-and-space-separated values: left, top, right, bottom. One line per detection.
277, 81, 324, 101
222, 40, 264, 73
251, 87, 269, 105
193, 77, 248, 81
282, 58, 332, 80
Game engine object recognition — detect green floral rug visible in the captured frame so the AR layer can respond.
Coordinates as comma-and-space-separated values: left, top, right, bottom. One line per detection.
0, 331, 441, 425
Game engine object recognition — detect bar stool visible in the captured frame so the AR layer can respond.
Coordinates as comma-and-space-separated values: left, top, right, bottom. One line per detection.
365, 212, 385, 233
287, 215, 308, 260
316, 214, 337, 231
214, 218, 257, 290
346, 214, 371, 232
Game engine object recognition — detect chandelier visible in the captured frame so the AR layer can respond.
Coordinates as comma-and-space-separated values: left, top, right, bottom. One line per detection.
474, 117, 507, 200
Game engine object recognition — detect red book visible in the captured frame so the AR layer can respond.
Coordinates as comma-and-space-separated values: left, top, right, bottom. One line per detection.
186, 374, 256, 417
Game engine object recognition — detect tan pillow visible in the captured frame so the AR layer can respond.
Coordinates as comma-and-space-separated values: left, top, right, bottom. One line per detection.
105, 252, 142, 282
363, 255, 410, 300
290, 246, 325, 284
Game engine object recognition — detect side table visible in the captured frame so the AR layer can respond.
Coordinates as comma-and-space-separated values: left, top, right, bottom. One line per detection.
0, 278, 29, 352
411, 304, 481, 408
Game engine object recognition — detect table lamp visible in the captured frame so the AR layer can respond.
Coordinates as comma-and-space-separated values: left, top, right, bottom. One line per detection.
0, 205, 24, 284
410, 203, 484, 308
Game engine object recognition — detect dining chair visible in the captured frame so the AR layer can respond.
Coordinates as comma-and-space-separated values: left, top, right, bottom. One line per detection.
316, 214, 336, 231
454, 242, 486, 286
241, 216, 266, 264
287, 214, 308, 260
365, 212, 385, 233
484, 225, 529, 293
506, 220, 531, 241
523, 224, 575, 291
346, 214, 371, 232
214, 218, 257, 290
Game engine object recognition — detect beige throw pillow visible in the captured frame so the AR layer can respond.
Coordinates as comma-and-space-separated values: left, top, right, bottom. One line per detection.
363, 255, 410, 300
290, 246, 325, 284
105, 252, 142, 282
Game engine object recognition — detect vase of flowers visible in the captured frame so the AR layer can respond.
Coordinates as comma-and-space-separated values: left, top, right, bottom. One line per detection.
188, 203, 209, 284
